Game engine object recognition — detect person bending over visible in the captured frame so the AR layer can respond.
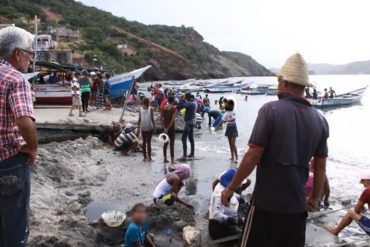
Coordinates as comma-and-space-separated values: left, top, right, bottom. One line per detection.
325, 172, 370, 236
125, 203, 156, 247
114, 125, 139, 155
153, 164, 193, 209
209, 168, 248, 240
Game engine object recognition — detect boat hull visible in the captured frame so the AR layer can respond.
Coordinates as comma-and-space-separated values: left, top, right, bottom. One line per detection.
312, 87, 367, 109
35, 66, 151, 105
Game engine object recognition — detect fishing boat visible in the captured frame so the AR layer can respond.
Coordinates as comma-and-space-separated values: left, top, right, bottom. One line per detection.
203, 80, 251, 93
240, 83, 276, 95
312, 87, 367, 109
35, 65, 151, 105
177, 81, 203, 93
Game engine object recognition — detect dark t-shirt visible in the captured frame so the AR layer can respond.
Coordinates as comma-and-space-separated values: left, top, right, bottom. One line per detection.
249, 93, 329, 213
359, 187, 370, 210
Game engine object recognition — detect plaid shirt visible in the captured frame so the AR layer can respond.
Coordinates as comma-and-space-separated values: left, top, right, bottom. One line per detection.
0, 60, 34, 161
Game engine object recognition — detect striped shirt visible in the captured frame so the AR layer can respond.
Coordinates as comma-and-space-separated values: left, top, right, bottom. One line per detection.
114, 131, 137, 147
0, 60, 35, 161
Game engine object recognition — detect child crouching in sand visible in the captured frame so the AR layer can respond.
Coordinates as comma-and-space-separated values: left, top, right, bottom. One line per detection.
125, 203, 156, 247
69, 78, 83, 117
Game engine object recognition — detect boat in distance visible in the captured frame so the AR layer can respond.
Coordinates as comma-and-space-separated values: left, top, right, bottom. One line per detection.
311, 87, 367, 109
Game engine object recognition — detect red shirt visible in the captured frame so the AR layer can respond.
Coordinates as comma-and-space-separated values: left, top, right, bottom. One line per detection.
359, 187, 370, 209
0, 60, 34, 161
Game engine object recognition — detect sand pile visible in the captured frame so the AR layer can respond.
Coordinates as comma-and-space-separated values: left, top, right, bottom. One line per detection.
28, 137, 196, 247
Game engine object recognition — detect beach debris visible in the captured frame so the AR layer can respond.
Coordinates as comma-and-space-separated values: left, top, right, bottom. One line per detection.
166, 228, 173, 243
158, 133, 170, 144
182, 226, 201, 245
101, 210, 126, 227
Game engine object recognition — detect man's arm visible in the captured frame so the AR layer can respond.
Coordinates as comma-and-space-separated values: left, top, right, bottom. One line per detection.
221, 146, 263, 206
355, 200, 365, 214
17, 116, 38, 165
308, 156, 327, 211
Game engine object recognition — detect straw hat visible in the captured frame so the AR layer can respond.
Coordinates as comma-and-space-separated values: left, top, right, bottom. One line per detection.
279, 53, 313, 87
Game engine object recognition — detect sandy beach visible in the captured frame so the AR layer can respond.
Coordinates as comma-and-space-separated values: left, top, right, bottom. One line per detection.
28, 136, 197, 246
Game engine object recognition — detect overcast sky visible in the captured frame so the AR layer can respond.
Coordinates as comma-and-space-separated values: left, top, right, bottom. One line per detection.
79, 0, 369, 68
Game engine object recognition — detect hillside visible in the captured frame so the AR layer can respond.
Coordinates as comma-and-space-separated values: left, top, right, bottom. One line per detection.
0, 0, 271, 80
308, 61, 370, 75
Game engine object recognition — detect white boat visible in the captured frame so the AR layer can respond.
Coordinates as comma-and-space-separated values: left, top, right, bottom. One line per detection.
177, 81, 203, 92
240, 84, 275, 95
312, 87, 367, 109
203, 80, 251, 93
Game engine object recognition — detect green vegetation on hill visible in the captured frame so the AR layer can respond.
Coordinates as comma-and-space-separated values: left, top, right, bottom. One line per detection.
0, 0, 271, 79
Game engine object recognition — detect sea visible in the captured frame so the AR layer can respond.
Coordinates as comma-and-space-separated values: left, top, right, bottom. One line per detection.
165, 74, 370, 245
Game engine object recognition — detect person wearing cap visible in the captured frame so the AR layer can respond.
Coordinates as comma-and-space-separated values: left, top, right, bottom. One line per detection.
68, 77, 83, 117
325, 172, 370, 236
221, 53, 329, 247
153, 164, 193, 209
209, 168, 247, 240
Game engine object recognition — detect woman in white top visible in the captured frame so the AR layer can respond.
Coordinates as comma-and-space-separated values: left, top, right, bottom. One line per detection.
153, 164, 193, 209
138, 97, 155, 161
222, 99, 238, 164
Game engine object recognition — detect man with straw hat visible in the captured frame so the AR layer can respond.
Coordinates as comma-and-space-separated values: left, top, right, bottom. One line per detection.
221, 53, 329, 247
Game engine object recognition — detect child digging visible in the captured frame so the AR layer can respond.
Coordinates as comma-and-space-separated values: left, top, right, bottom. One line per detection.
125, 203, 156, 247
68, 78, 83, 117
138, 97, 155, 162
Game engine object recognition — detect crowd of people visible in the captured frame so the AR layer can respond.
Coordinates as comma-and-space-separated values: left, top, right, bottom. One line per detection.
1, 26, 369, 247
68, 70, 112, 117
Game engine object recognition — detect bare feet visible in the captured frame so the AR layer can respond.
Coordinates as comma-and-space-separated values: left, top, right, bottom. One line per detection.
164, 159, 170, 163
187, 154, 194, 158
324, 224, 338, 235
68, 113, 74, 117
148, 157, 154, 162
143, 157, 148, 162
179, 156, 187, 161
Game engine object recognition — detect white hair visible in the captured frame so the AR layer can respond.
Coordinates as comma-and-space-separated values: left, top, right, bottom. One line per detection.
0, 26, 34, 60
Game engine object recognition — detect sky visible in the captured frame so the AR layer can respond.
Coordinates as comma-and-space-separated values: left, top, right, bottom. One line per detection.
79, 0, 370, 68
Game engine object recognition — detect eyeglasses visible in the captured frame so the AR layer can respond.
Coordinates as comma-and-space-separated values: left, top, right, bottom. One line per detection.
18, 48, 35, 57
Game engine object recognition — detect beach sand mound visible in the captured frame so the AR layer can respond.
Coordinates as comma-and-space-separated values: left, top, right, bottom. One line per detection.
28, 136, 195, 247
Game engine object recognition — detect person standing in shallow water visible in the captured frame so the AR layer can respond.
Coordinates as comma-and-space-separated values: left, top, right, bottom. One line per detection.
222, 99, 238, 163
0, 26, 38, 247
161, 96, 177, 164
138, 97, 155, 162
221, 53, 329, 247
177, 93, 197, 160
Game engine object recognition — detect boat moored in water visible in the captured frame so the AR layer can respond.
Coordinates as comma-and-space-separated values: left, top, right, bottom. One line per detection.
311, 87, 367, 109
240, 83, 277, 95
203, 80, 252, 93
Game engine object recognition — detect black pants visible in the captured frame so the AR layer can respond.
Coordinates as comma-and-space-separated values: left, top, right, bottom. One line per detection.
0, 153, 30, 247
181, 121, 194, 157
81, 92, 90, 112
240, 205, 307, 247
163, 127, 175, 161
209, 219, 241, 240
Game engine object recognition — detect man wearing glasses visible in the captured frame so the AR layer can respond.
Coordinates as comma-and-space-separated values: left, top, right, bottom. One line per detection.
0, 26, 38, 246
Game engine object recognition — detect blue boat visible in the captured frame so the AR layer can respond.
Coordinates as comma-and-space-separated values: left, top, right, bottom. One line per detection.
108, 65, 151, 100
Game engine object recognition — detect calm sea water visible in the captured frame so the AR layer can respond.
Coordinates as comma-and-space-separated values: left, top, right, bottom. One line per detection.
188, 75, 370, 243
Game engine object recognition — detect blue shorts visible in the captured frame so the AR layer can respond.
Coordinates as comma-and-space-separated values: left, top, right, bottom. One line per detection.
359, 215, 370, 235
212, 115, 223, 128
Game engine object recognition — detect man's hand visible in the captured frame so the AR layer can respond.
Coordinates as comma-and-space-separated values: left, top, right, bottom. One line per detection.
185, 203, 194, 209
20, 145, 37, 165
221, 187, 234, 207
307, 197, 318, 212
